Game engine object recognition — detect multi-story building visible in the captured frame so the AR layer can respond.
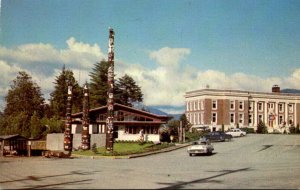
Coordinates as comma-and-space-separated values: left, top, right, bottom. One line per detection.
185, 85, 300, 133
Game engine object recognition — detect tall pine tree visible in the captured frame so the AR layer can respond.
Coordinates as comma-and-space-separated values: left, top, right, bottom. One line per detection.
115, 74, 143, 107
50, 66, 82, 118
89, 60, 110, 108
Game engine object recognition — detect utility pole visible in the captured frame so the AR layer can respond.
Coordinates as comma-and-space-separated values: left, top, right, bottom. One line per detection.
81, 82, 90, 150
106, 28, 115, 152
64, 84, 73, 152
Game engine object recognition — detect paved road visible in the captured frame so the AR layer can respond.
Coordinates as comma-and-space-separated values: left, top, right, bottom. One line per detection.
1, 134, 300, 189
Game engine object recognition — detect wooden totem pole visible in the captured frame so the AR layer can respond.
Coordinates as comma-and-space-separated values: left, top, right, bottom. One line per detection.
106, 28, 115, 152
81, 82, 90, 150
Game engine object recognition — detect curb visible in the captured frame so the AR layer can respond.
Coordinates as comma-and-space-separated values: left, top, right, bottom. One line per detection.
71, 143, 191, 159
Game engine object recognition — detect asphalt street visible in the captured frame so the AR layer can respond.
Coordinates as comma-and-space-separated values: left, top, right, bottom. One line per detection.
1, 134, 300, 189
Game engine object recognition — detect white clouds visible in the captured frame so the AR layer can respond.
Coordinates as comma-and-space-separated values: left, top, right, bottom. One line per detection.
0, 37, 106, 109
117, 47, 300, 113
149, 47, 190, 67
1, 41, 300, 114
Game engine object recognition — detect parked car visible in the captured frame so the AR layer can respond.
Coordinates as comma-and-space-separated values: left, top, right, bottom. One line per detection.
203, 131, 232, 142
225, 128, 247, 137
187, 139, 214, 156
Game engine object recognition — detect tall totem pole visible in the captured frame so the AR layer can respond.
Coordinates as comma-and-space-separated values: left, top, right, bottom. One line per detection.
106, 28, 115, 152
81, 82, 90, 150
64, 84, 73, 152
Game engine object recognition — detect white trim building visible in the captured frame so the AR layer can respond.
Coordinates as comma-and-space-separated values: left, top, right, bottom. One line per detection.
185, 86, 300, 133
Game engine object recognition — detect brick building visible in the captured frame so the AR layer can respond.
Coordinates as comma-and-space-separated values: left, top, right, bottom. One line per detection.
185, 86, 300, 133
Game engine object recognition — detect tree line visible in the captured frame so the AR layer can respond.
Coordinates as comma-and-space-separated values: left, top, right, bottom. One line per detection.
0, 60, 143, 139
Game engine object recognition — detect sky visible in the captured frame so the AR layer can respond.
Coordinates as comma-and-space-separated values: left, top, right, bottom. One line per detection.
1, 0, 300, 114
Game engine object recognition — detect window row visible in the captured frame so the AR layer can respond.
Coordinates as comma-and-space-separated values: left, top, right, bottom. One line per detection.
97, 111, 154, 122
256, 102, 294, 113
186, 100, 204, 111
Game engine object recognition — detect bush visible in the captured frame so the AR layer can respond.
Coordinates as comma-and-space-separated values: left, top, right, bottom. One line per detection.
296, 124, 300, 134
185, 131, 208, 142
240, 127, 255, 134
289, 126, 296, 134
256, 121, 268, 134
91, 143, 98, 154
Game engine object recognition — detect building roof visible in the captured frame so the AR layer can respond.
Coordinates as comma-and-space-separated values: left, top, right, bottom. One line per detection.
185, 88, 300, 100
0, 134, 28, 140
71, 103, 171, 125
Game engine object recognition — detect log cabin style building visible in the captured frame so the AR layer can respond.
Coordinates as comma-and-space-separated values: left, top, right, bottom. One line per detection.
71, 103, 170, 143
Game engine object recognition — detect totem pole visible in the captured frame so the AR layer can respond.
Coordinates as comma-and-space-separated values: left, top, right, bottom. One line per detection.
106, 28, 115, 152
81, 82, 90, 150
64, 84, 73, 152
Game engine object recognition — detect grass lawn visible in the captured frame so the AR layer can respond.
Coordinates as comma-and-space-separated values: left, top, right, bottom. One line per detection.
72, 142, 174, 156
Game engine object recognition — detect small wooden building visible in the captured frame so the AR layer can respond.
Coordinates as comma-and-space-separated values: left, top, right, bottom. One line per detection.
71, 103, 171, 142
0, 134, 28, 156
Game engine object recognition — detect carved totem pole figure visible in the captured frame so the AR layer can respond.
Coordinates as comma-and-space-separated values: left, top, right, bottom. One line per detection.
64, 84, 73, 151
81, 82, 90, 150
106, 28, 115, 152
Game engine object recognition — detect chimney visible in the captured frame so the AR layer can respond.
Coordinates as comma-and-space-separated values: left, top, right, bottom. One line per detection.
272, 85, 280, 93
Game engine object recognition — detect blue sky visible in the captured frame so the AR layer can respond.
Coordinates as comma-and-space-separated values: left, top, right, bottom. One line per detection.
1, 0, 300, 113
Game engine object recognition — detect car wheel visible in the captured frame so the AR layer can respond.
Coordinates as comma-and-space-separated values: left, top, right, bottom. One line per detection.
189, 153, 193, 157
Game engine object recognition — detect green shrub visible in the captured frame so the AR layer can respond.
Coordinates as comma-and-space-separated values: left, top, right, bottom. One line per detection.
256, 121, 268, 134
240, 127, 255, 134
91, 143, 98, 154
296, 124, 300, 134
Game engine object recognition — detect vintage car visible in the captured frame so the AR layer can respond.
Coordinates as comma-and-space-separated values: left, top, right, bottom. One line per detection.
187, 139, 214, 156
225, 128, 247, 137
203, 131, 232, 142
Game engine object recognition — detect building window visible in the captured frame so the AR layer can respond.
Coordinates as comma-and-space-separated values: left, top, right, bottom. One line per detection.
200, 101, 204, 110
212, 100, 217, 109
249, 114, 253, 124
268, 103, 274, 109
249, 101, 253, 111
239, 113, 244, 124
258, 102, 263, 111
212, 112, 217, 123
194, 101, 198, 110
198, 113, 201, 125
239, 101, 244, 110
198, 101, 201, 111
230, 100, 235, 110
279, 115, 284, 125
258, 114, 263, 122
201, 112, 204, 124
278, 103, 283, 113
194, 113, 197, 124
230, 113, 235, 124
288, 104, 293, 113
289, 115, 293, 125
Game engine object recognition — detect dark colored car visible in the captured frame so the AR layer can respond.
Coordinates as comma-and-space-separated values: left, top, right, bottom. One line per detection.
202, 131, 232, 142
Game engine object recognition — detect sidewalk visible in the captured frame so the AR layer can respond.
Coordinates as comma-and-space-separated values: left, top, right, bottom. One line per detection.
71, 143, 191, 159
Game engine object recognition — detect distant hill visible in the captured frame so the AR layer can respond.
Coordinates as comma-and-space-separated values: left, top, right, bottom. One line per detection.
133, 103, 168, 116
281, 89, 300, 94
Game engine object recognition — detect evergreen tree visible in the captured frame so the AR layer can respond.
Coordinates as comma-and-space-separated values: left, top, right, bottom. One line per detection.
1, 71, 44, 137
89, 60, 109, 108
180, 114, 192, 132
257, 120, 268, 134
50, 66, 83, 118
4, 71, 44, 117
115, 74, 143, 107
30, 111, 43, 138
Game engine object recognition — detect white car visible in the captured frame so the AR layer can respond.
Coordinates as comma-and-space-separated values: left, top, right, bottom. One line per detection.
187, 140, 214, 156
225, 128, 246, 137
